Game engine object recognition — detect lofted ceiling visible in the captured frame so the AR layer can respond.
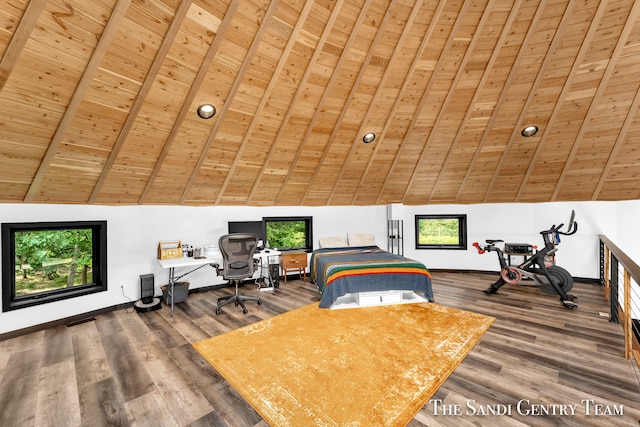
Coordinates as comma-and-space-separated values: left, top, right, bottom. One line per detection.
1, 0, 640, 206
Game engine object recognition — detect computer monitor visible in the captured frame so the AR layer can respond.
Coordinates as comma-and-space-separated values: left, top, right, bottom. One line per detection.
227, 221, 265, 242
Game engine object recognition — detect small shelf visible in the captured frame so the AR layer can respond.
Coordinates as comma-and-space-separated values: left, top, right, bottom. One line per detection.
387, 220, 403, 255
504, 242, 534, 266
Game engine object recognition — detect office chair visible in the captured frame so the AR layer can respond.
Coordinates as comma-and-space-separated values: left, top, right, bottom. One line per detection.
213, 233, 261, 315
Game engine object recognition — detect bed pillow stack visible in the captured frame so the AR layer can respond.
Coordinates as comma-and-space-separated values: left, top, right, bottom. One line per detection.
347, 233, 376, 247
318, 233, 376, 248
318, 236, 348, 248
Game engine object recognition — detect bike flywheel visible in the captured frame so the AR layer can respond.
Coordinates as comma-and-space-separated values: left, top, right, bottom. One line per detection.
501, 267, 522, 284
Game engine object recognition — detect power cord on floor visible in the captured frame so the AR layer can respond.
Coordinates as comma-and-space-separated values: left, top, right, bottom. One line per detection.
121, 284, 135, 313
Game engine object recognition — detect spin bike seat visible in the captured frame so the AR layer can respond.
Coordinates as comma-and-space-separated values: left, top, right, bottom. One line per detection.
485, 239, 503, 244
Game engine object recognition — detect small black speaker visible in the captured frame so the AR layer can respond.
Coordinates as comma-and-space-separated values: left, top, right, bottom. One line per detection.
140, 274, 154, 304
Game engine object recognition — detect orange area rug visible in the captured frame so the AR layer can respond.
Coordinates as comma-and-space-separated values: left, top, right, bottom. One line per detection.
194, 302, 494, 426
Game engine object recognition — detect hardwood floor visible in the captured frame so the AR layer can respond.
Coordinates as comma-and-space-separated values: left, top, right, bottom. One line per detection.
1, 272, 638, 426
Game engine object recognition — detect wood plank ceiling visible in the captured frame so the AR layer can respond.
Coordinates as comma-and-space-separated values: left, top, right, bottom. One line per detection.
1, 0, 640, 206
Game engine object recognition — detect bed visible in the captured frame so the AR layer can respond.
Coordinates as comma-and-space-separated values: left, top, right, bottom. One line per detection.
310, 245, 434, 308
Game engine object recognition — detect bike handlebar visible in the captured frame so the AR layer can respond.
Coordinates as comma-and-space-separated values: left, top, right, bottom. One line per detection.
564, 221, 578, 235
472, 241, 485, 254
540, 220, 578, 236
554, 210, 578, 235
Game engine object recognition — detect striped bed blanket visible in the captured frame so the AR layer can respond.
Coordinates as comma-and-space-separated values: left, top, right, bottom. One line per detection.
310, 246, 433, 308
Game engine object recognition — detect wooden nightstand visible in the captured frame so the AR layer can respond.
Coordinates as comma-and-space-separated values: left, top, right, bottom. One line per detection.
281, 252, 307, 283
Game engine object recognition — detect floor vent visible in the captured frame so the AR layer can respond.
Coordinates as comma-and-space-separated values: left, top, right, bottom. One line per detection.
66, 317, 96, 327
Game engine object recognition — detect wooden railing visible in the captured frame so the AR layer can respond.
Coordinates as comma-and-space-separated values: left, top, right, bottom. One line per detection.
599, 235, 640, 366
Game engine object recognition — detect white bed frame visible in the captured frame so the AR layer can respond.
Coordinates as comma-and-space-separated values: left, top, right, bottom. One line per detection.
329, 290, 428, 310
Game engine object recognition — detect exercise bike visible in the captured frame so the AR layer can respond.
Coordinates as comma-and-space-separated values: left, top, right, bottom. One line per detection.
472, 211, 579, 309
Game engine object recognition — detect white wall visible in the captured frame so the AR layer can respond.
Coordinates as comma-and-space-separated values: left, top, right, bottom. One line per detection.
0, 200, 637, 334
398, 201, 618, 279
0, 204, 385, 334
616, 200, 640, 262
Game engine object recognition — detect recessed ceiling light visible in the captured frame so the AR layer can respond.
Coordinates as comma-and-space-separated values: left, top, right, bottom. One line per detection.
197, 104, 216, 119
362, 132, 376, 143
521, 125, 538, 137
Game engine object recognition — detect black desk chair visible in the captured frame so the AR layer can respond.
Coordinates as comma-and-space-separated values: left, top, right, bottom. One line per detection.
213, 233, 261, 315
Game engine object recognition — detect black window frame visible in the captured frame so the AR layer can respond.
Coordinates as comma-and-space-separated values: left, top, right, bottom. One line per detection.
415, 214, 467, 250
2, 220, 108, 312
262, 216, 313, 253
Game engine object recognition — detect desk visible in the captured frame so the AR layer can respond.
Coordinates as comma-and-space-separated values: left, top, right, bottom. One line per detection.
157, 250, 280, 315
157, 256, 220, 316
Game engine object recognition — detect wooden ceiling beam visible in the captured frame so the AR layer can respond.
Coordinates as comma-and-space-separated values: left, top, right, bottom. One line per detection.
0, 0, 46, 93
255, 0, 345, 204
514, 0, 609, 201
181, 0, 280, 205
592, 83, 640, 200
299, 0, 378, 204
25, 0, 132, 203
88, 0, 193, 204
398, 1, 471, 203
207, 0, 281, 205
440, 0, 522, 203
326, 0, 401, 205
138, 1, 239, 204
346, 0, 426, 205
215, 1, 316, 204
551, 0, 640, 200
482, 0, 576, 202
374, 1, 448, 205
425, 0, 498, 203
454, 0, 548, 203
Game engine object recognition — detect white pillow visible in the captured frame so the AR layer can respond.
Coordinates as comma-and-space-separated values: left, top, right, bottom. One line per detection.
319, 236, 348, 248
347, 233, 376, 247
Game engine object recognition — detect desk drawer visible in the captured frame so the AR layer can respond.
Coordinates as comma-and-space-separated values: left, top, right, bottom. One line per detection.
281, 252, 307, 269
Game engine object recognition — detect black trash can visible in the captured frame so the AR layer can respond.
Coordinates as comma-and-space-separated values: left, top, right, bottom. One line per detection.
161, 281, 190, 305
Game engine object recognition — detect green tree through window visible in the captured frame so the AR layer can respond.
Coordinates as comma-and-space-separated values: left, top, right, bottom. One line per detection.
263, 216, 313, 252
15, 229, 93, 296
2, 221, 107, 312
415, 215, 467, 249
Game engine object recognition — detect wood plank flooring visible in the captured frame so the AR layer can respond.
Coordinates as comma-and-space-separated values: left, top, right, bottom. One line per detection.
1, 271, 639, 426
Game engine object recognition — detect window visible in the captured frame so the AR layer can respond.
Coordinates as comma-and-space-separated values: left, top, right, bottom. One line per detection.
415, 214, 467, 250
2, 221, 107, 312
263, 216, 313, 252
